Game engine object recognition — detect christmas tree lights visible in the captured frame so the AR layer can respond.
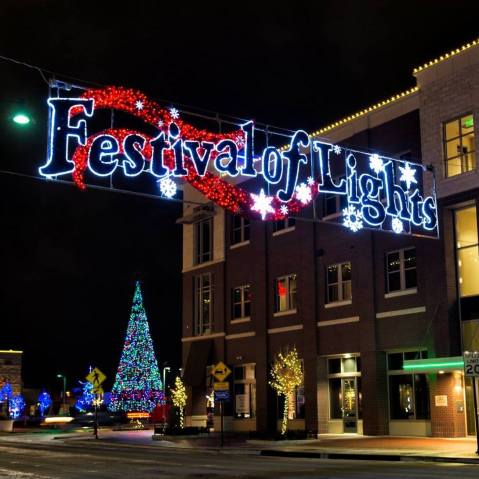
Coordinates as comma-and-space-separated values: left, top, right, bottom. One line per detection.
38, 391, 52, 416
9, 394, 25, 419
170, 376, 187, 428
74, 381, 95, 412
269, 347, 303, 435
109, 281, 164, 413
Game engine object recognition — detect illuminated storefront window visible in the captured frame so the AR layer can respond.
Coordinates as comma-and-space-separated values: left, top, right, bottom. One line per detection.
444, 114, 475, 177
455, 205, 479, 297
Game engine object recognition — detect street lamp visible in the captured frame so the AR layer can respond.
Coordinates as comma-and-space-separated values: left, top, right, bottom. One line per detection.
12, 113, 31, 125
56, 374, 66, 408
162, 366, 170, 394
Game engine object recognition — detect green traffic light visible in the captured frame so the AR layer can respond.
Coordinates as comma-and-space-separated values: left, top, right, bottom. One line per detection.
13, 113, 31, 125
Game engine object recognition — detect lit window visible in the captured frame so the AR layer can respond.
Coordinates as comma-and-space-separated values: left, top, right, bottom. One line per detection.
231, 215, 250, 245
273, 217, 295, 233
194, 218, 213, 264
444, 115, 475, 177
275, 274, 297, 312
194, 273, 213, 336
386, 248, 417, 293
234, 364, 256, 418
326, 262, 352, 303
455, 206, 479, 297
232, 285, 251, 320
387, 351, 429, 420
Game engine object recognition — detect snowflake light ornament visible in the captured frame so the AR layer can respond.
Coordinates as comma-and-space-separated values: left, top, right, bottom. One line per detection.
307, 176, 315, 186
333, 145, 342, 155
343, 205, 364, 233
159, 177, 177, 198
295, 182, 312, 205
369, 154, 384, 174
280, 204, 289, 216
250, 188, 275, 220
135, 100, 144, 110
169, 107, 180, 119
392, 217, 404, 234
158, 119, 164, 127
398, 162, 417, 190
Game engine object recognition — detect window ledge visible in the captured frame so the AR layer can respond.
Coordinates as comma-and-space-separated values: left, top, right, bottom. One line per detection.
273, 309, 297, 318
443, 168, 477, 181
272, 226, 295, 237
230, 240, 250, 250
182, 258, 224, 273
385, 288, 417, 299
325, 300, 352, 309
231, 317, 251, 324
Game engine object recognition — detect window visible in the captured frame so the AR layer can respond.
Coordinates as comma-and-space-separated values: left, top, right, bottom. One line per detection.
232, 285, 251, 320
387, 350, 430, 420
194, 218, 212, 264
323, 192, 348, 217
232, 215, 250, 245
386, 248, 416, 293
234, 364, 256, 418
455, 206, 479, 297
194, 273, 213, 335
326, 262, 352, 303
275, 274, 297, 313
273, 217, 295, 233
444, 114, 475, 177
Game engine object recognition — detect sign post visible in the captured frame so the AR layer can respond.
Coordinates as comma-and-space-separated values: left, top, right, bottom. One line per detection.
464, 351, 479, 455
86, 367, 106, 440
211, 361, 231, 448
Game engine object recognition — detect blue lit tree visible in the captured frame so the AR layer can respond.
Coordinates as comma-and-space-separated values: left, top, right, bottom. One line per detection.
9, 395, 25, 419
109, 282, 164, 412
74, 381, 95, 412
0, 383, 13, 419
38, 391, 52, 416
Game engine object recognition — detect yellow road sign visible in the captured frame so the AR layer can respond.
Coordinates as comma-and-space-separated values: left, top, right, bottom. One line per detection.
211, 361, 231, 382
86, 367, 106, 387
213, 381, 229, 391
92, 386, 104, 395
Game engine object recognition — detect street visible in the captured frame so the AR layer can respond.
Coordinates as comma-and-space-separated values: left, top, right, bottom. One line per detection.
0, 439, 478, 479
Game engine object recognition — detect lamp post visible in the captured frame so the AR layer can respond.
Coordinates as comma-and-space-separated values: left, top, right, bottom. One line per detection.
56, 374, 66, 410
162, 366, 171, 394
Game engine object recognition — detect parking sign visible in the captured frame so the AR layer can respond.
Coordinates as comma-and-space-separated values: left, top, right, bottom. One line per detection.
464, 352, 479, 377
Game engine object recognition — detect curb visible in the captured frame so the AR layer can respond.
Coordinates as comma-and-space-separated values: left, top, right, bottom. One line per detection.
260, 449, 479, 465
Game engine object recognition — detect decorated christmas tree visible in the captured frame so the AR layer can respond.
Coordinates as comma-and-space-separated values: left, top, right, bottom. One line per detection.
109, 281, 164, 413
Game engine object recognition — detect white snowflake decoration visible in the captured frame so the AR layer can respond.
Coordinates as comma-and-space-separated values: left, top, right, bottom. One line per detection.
250, 188, 275, 220
159, 177, 177, 198
398, 162, 417, 190
369, 154, 384, 174
307, 176, 315, 186
392, 217, 404, 234
333, 145, 342, 155
158, 119, 164, 127
280, 204, 289, 216
135, 100, 144, 111
295, 182, 312, 205
169, 107, 180, 119
343, 205, 364, 233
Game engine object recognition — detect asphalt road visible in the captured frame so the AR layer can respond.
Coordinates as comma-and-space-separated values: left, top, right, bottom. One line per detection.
0, 439, 478, 479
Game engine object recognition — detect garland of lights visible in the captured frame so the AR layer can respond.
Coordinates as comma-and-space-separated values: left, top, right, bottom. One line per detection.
109, 281, 164, 413
269, 347, 303, 435
69, 86, 315, 220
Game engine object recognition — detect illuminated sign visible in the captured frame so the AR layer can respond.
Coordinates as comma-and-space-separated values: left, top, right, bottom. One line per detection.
40, 86, 437, 235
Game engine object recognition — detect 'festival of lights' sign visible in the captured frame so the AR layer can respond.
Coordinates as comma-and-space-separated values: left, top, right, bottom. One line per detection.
39, 86, 437, 235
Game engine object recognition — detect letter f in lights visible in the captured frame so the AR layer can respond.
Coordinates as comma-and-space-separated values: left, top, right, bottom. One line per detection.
40, 98, 94, 177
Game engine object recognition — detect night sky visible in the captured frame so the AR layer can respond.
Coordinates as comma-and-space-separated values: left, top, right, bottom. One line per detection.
1, 1, 479, 393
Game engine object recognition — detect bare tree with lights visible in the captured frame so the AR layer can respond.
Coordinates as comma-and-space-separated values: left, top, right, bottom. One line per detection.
170, 376, 187, 429
269, 347, 303, 436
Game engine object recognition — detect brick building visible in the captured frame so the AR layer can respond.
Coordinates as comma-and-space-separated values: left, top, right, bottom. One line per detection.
0, 350, 23, 395
179, 39, 479, 437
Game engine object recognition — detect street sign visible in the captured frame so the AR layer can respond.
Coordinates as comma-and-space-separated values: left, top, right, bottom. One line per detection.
86, 367, 106, 387
213, 381, 229, 391
91, 386, 104, 395
214, 390, 230, 402
211, 361, 231, 382
464, 352, 479, 377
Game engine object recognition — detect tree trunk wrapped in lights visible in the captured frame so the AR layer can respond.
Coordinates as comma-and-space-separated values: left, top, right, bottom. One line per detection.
170, 376, 187, 428
269, 347, 303, 435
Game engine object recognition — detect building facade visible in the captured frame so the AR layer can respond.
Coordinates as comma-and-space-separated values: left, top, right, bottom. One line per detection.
0, 350, 23, 395
180, 40, 479, 437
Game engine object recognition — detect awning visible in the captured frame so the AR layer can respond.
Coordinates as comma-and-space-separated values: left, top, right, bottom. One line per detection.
403, 356, 464, 374
182, 340, 212, 387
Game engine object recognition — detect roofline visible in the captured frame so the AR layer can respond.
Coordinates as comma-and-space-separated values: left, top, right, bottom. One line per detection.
413, 37, 479, 74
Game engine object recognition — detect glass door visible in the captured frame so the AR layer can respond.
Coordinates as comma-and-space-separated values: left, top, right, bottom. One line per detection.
342, 378, 358, 433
